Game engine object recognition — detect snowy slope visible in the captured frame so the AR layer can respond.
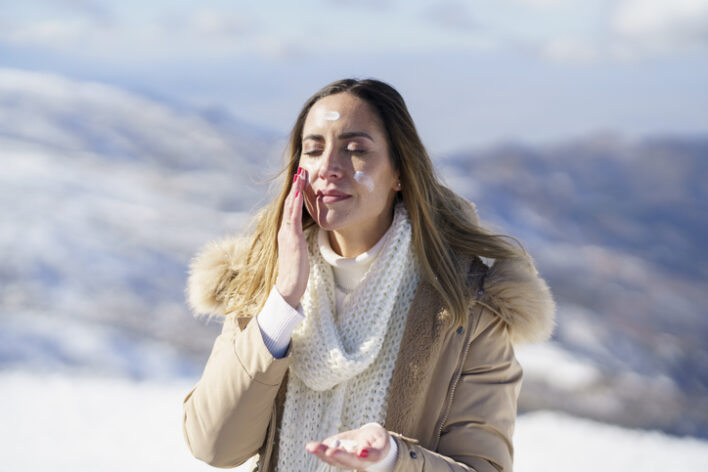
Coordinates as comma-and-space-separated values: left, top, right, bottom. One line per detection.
0, 371, 706, 472
438, 137, 708, 437
0, 68, 283, 379
1, 67, 706, 443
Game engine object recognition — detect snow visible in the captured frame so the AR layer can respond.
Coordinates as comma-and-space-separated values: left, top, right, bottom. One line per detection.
0, 311, 200, 380
1, 66, 707, 470
1, 371, 707, 471
515, 341, 602, 391
0, 371, 254, 472
515, 411, 708, 471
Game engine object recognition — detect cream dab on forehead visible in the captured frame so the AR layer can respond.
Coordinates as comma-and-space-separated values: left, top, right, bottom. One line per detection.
323, 110, 340, 121
353, 170, 374, 192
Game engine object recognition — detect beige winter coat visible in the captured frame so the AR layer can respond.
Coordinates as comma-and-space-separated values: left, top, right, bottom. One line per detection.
182, 236, 555, 471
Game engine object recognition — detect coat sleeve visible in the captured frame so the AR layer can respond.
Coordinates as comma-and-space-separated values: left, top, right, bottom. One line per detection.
182, 314, 292, 468
391, 310, 522, 472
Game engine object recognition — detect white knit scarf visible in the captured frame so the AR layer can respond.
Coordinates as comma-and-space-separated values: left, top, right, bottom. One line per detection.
276, 204, 420, 472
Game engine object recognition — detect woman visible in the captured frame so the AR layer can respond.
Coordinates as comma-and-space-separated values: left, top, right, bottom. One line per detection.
182, 79, 555, 472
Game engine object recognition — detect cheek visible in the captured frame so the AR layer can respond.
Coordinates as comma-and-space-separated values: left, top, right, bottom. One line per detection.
298, 159, 320, 179
353, 170, 375, 192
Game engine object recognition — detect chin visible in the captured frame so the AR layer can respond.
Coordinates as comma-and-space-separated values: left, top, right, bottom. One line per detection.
312, 215, 348, 232
307, 206, 353, 232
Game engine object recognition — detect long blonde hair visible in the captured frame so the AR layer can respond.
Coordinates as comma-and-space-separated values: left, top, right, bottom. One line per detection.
229, 79, 527, 326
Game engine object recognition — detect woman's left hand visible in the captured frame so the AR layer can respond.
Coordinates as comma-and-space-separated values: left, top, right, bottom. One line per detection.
306, 423, 391, 470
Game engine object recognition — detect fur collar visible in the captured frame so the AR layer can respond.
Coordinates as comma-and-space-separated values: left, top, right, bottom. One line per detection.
186, 233, 555, 345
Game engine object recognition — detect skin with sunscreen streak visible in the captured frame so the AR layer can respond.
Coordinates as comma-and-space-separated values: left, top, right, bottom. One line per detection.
298, 93, 400, 257
323, 110, 340, 121
353, 170, 375, 192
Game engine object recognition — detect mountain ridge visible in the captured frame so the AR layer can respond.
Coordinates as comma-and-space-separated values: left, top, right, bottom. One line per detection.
1, 68, 706, 437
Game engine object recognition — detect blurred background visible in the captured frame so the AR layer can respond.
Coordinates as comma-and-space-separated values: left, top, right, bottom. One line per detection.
1, 0, 707, 470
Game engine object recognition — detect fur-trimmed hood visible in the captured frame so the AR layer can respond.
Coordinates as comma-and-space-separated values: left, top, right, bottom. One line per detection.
186, 234, 555, 345
481, 255, 555, 343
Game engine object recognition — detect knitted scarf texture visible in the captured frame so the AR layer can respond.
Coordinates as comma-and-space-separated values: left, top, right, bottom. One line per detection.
276, 204, 420, 472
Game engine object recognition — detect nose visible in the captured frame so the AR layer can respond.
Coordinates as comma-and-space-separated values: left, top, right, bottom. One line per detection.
315, 145, 344, 181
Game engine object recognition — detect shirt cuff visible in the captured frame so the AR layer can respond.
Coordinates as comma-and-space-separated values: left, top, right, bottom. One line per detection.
256, 286, 305, 358
365, 431, 398, 472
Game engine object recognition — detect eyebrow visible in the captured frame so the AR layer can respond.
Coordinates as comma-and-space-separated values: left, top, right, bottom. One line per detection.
302, 131, 375, 142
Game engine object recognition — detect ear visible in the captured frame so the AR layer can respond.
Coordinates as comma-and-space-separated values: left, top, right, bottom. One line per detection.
393, 172, 402, 191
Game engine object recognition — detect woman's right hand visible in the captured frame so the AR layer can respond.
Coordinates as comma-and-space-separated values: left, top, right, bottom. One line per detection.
276, 167, 310, 308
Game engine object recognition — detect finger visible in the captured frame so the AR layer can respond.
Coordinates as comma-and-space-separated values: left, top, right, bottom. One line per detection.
302, 169, 316, 222
306, 444, 341, 467
281, 173, 296, 223
357, 445, 381, 462
284, 168, 302, 227
367, 431, 388, 450
333, 428, 379, 448
307, 439, 379, 469
337, 432, 386, 462
305, 442, 328, 454
321, 449, 371, 469
293, 168, 307, 232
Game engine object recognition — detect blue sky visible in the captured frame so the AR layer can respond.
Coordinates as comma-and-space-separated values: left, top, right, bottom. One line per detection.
1, 0, 707, 154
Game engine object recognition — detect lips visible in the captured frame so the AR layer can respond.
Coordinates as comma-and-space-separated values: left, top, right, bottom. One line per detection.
316, 189, 351, 204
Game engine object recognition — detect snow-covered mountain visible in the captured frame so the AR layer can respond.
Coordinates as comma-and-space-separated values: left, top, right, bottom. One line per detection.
0, 68, 283, 379
1, 68, 706, 440
439, 135, 708, 437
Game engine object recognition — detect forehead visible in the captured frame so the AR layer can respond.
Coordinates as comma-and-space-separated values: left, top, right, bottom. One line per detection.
303, 93, 383, 134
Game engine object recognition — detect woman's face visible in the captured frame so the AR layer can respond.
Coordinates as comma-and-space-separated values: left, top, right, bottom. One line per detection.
298, 92, 400, 241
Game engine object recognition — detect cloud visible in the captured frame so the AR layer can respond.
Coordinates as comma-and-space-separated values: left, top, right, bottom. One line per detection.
541, 37, 601, 63
323, 0, 392, 8
535, 0, 708, 63
1, 19, 88, 46
186, 9, 255, 38
165, 8, 301, 60
0, 5, 287, 62
611, 0, 708, 52
0, 1, 117, 50
423, 1, 477, 30
513, 0, 567, 5
51, 0, 114, 22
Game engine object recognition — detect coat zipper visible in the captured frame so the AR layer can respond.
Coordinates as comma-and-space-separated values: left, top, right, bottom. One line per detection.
433, 285, 484, 446
434, 328, 473, 445
258, 402, 278, 471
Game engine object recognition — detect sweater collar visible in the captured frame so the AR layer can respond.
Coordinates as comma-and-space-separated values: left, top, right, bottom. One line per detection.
317, 224, 392, 292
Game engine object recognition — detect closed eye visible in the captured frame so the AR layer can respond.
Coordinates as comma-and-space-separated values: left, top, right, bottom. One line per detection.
345, 144, 367, 154
302, 149, 323, 157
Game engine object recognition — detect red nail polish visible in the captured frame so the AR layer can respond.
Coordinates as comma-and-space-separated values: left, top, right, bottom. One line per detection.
293, 174, 298, 183
295, 190, 300, 198
296, 166, 302, 176
358, 448, 369, 458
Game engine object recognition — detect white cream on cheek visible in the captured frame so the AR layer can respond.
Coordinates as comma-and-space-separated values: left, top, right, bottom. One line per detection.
298, 163, 314, 188
353, 170, 375, 192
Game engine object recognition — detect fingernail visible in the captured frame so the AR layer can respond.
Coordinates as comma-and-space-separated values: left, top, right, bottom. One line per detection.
296, 166, 302, 176
292, 174, 298, 183
358, 448, 369, 458
295, 190, 300, 198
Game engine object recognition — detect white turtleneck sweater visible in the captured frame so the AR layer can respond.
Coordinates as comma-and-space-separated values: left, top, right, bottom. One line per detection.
255, 225, 397, 472
317, 225, 390, 320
